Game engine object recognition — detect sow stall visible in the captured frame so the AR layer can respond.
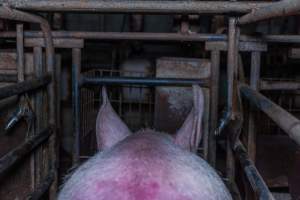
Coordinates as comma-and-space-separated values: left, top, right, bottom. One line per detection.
0, 0, 299, 199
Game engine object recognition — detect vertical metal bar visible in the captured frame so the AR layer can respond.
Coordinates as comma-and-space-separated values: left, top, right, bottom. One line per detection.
47, 44, 57, 200
209, 50, 220, 167
55, 55, 62, 133
72, 48, 81, 165
16, 24, 24, 82
203, 89, 210, 160
248, 51, 261, 162
226, 17, 238, 183
33, 46, 43, 190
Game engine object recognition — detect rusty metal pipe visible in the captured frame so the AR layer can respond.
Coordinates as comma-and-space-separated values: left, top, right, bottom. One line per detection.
0, 76, 51, 100
0, 127, 53, 180
0, 74, 18, 82
238, 0, 300, 25
81, 76, 210, 87
233, 140, 275, 200
0, 1, 271, 14
260, 80, 300, 91
240, 83, 300, 146
2, 31, 300, 44
0, 31, 226, 42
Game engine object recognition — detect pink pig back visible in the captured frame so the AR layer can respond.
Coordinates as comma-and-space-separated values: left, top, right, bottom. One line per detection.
58, 131, 231, 200
58, 86, 232, 200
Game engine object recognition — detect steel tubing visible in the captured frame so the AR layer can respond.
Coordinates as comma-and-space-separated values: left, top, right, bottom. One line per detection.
81, 76, 210, 87
0, 0, 270, 14
0, 75, 51, 100
0, 74, 18, 82
0, 127, 53, 179
238, 0, 300, 25
2, 31, 300, 44
234, 140, 275, 200
260, 80, 300, 91
240, 83, 300, 146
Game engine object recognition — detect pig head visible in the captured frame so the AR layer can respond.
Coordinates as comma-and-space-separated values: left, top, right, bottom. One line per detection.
58, 85, 232, 200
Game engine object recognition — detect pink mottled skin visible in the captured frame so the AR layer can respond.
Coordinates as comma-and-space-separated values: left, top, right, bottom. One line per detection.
58, 86, 232, 200
59, 132, 231, 200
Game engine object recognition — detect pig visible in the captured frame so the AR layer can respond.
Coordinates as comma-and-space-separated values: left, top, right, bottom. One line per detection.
58, 85, 232, 200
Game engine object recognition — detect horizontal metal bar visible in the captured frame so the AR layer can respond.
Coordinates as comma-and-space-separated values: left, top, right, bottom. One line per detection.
0, 74, 17, 82
0, 1, 271, 14
81, 76, 210, 87
0, 74, 35, 82
0, 127, 53, 179
238, 0, 300, 25
25, 38, 84, 48
27, 170, 55, 200
260, 80, 300, 91
0, 31, 226, 42
1, 31, 300, 44
233, 140, 275, 200
205, 41, 267, 52
0, 75, 51, 100
239, 83, 300, 146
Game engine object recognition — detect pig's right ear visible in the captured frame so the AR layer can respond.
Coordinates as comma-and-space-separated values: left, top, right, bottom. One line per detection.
96, 87, 132, 151
174, 85, 204, 153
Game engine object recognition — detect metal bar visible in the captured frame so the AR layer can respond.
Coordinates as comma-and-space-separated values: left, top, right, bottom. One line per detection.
233, 140, 275, 200
16, 24, 24, 82
0, 74, 18, 82
206, 41, 267, 52
248, 52, 261, 162
0, 1, 271, 14
81, 76, 210, 87
209, 50, 220, 167
0, 31, 226, 42
0, 127, 53, 180
2, 31, 300, 44
72, 48, 81, 165
240, 83, 300, 146
226, 17, 238, 183
238, 0, 300, 25
0, 76, 51, 100
33, 46, 44, 191
27, 170, 55, 200
227, 18, 238, 118
25, 38, 84, 48
260, 80, 300, 91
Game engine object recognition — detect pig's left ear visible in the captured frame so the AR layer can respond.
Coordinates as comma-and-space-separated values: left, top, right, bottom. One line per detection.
96, 87, 132, 151
174, 85, 204, 153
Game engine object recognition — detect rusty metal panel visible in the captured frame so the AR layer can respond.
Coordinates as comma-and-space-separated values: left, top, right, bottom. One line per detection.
154, 57, 211, 135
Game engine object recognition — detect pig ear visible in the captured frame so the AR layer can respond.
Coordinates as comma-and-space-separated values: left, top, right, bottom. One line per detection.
96, 87, 132, 151
174, 85, 204, 153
